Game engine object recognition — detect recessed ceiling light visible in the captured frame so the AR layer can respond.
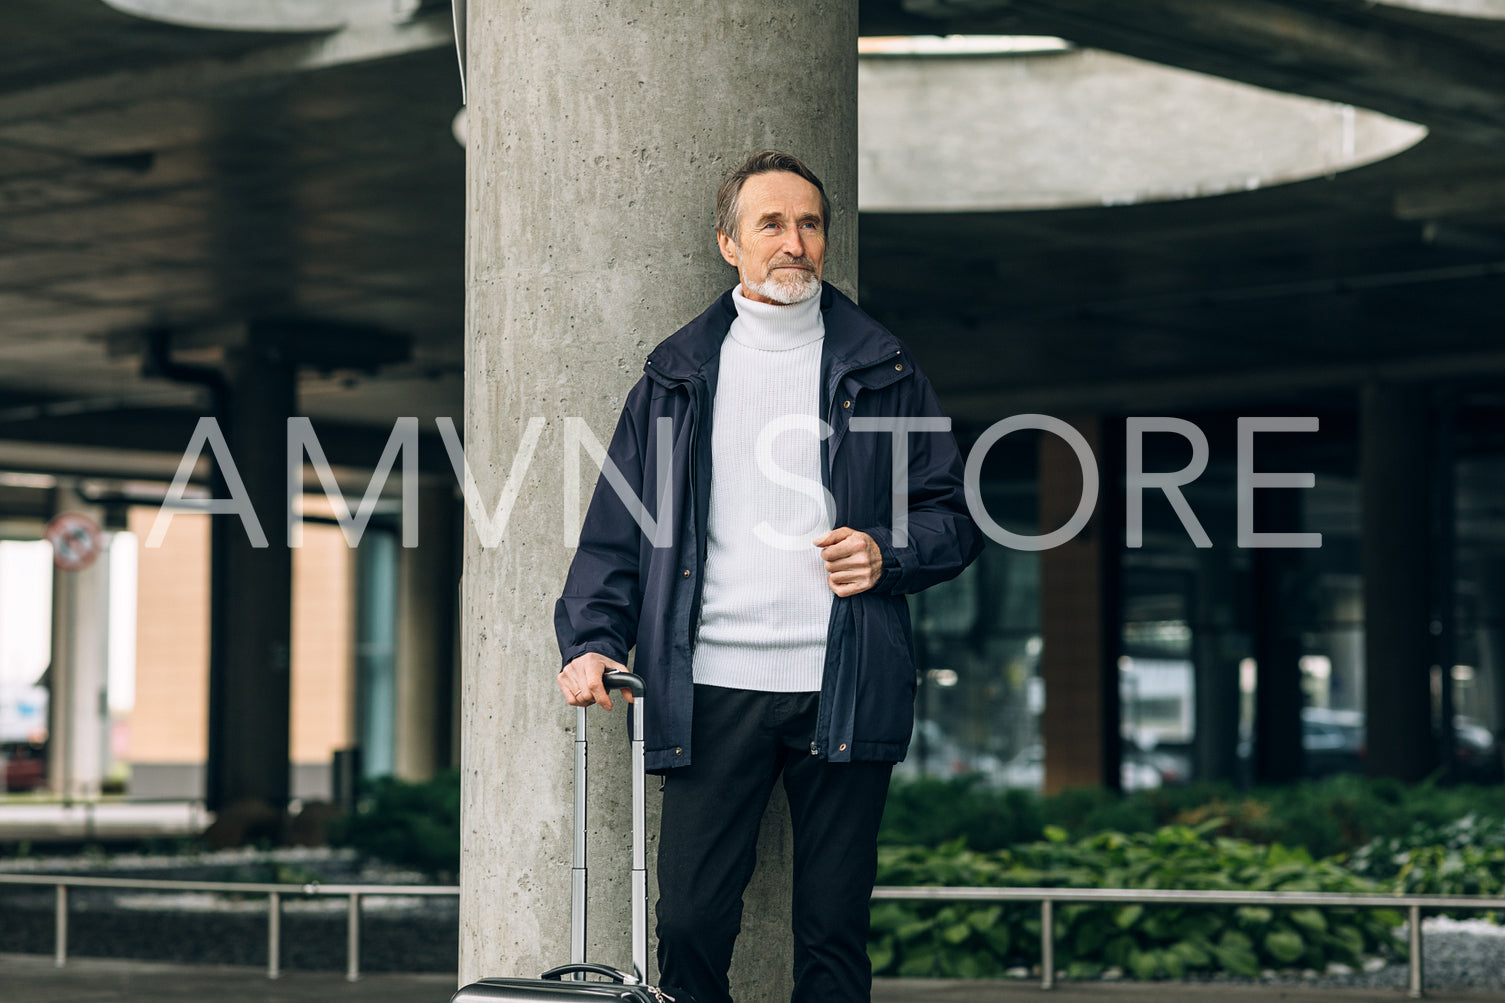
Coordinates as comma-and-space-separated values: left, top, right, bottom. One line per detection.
858, 35, 1073, 57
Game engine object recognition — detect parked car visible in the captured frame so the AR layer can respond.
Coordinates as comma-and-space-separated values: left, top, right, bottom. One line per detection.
1453, 715, 1504, 783
1296, 708, 1502, 782
1300, 707, 1365, 777
1125, 733, 1191, 786
991, 742, 1164, 792
2, 742, 46, 792
892, 720, 981, 782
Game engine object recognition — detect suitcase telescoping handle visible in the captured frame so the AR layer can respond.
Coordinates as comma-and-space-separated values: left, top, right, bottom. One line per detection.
572, 671, 648, 983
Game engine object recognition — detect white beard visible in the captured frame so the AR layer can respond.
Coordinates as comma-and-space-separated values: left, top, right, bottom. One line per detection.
744, 266, 821, 305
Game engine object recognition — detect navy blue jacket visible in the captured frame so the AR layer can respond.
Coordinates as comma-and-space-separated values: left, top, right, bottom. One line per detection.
555, 283, 983, 772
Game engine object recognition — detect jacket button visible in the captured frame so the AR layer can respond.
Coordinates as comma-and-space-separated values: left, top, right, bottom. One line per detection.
682, 569, 691, 577
842, 400, 851, 409
809, 741, 818, 755
839, 743, 847, 752
675, 747, 682, 755
894, 364, 903, 371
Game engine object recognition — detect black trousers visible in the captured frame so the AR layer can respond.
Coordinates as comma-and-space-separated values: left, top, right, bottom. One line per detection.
655, 684, 894, 1003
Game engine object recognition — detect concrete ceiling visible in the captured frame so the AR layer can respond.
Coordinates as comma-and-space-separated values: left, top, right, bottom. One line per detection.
875, 0, 1505, 142
860, 0, 1505, 422
0, 0, 462, 443
1, 0, 1504, 473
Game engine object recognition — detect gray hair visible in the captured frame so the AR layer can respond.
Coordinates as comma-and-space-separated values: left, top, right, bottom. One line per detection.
715, 150, 831, 242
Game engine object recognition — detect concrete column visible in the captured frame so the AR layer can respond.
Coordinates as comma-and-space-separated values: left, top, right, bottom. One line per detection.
1429, 394, 1457, 776
1251, 487, 1304, 784
1040, 415, 1121, 793
1192, 548, 1241, 784
1481, 561, 1505, 738
1362, 383, 1437, 781
355, 531, 398, 779
208, 342, 295, 814
47, 489, 111, 799
394, 483, 457, 781
461, 4, 857, 995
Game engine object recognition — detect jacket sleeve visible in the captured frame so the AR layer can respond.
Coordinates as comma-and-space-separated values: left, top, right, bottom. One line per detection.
862, 366, 985, 596
554, 377, 654, 668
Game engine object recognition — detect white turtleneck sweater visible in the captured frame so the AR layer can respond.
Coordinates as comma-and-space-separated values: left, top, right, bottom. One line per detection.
691, 285, 833, 692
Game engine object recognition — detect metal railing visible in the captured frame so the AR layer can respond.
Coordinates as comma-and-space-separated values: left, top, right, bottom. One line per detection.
4, 873, 1500, 995
872, 884, 1505, 998
0, 873, 459, 981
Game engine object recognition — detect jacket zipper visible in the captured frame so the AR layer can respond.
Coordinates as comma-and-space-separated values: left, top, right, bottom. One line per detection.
685, 377, 707, 656
812, 348, 907, 758
647, 360, 709, 658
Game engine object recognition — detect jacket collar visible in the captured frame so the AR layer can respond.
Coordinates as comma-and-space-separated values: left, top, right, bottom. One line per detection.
644, 282, 904, 384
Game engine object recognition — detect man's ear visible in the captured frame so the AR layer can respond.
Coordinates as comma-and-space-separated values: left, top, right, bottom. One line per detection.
716, 231, 740, 268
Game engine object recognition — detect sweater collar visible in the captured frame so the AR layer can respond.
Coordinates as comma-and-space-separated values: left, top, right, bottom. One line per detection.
728, 284, 824, 351
645, 282, 903, 382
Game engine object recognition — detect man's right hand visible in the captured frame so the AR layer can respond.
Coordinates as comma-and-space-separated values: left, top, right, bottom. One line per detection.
557, 651, 633, 710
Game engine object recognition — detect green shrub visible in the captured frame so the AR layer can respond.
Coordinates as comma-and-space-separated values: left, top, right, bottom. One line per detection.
1347, 814, 1505, 920
1352, 814, 1505, 879
331, 769, 461, 879
882, 773, 1505, 859
880, 777, 1044, 850
869, 822, 1405, 980
1044, 785, 1182, 840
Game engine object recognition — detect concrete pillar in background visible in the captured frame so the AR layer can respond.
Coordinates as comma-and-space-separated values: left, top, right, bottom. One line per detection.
460, 3, 858, 996
1192, 547, 1242, 784
1039, 415, 1122, 794
395, 482, 457, 781
209, 342, 295, 814
1362, 382, 1437, 781
1251, 486, 1305, 784
47, 489, 111, 799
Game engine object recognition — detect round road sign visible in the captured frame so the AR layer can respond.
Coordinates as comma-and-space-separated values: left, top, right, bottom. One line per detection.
45, 512, 105, 573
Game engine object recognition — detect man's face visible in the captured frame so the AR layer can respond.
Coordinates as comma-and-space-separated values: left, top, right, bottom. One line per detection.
717, 171, 826, 305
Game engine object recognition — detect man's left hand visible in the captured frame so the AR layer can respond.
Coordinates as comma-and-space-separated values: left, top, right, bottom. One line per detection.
814, 527, 883, 597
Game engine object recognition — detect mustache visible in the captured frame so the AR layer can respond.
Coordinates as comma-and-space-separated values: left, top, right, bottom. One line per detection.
769, 257, 815, 270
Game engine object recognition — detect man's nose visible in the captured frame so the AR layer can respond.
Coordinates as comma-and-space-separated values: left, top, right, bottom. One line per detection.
780, 228, 805, 258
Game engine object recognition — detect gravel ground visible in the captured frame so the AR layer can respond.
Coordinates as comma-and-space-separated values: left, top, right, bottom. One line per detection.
1031, 918, 1505, 992
5, 849, 1505, 989
1253, 917, 1505, 992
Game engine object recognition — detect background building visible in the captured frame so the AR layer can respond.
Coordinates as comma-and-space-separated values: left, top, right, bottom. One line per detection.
0, 0, 1502, 812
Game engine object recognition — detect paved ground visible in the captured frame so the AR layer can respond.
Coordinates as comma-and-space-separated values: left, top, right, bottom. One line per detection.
5, 955, 1505, 1002
1, 953, 454, 1001
874, 980, 1499, 1001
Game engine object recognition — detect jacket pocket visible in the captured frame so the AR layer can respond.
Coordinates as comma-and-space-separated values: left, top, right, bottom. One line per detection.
853, 593, 917, 747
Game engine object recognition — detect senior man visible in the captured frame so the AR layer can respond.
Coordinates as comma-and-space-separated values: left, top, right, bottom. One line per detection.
555, 150, 983, 1003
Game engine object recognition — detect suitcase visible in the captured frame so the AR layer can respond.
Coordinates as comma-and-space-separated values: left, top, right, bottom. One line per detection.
451, 672, 683, 1002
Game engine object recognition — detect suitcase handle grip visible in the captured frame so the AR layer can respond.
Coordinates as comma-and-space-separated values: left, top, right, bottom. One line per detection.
541, 962, 633, 983
602, 671, 644, 698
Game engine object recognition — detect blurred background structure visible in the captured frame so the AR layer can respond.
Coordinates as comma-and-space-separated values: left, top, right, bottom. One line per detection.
1, 0, 1505, 828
